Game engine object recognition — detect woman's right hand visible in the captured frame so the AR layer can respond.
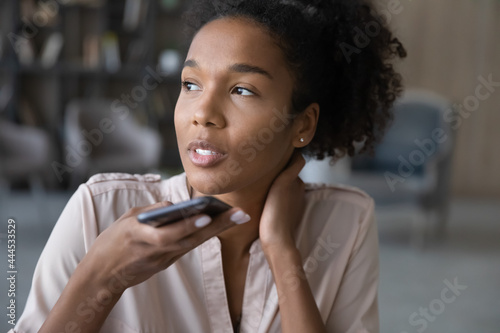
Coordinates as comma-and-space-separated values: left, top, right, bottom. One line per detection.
39, 201, 248, 333
84, 201, 247, 292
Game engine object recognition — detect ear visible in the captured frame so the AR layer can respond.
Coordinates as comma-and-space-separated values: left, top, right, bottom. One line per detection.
292, 102, 320, 148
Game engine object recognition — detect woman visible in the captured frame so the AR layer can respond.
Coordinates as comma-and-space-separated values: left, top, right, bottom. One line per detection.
12, 0, 405, 332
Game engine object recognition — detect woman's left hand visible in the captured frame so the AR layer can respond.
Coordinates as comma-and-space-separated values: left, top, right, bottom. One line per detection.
259, 150, 306, 254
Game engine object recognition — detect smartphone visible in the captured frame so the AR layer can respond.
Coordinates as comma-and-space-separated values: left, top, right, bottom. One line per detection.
137, 196, 232, 227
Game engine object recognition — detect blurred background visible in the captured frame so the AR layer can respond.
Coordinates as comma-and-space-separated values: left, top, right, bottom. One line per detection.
0, 0, 499, 332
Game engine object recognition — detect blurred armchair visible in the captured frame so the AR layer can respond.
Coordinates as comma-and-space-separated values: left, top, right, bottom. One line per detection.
64, 99, 162, 188
0, 119, 55, 187
345, 89, 455, 247
0, 119, 56, 221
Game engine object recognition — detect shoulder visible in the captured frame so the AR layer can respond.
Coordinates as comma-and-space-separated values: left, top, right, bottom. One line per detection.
85, 173, 184, 195
303, 182, 375, 237
74, 172, 188, 233
86, 172, 162, 190
299, 183, 377, 261
87, 172, 163, 185
305, 182, 374, 213
83, 173, 189, 204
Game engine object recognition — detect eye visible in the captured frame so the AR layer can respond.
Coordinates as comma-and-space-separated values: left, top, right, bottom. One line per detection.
182, 81, 201, 91
233, 87, 255, 96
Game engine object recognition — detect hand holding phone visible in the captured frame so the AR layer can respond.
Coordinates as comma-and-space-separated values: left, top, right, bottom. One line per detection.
137, 196, 232, 227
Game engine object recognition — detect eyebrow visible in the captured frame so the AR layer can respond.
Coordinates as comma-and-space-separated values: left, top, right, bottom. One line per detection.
184, 59, 199, 69
183, 59, 274, 80
228, 63, 274, 80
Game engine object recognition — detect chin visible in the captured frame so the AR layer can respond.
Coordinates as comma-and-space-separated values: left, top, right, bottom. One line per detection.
185, 168, 239, 196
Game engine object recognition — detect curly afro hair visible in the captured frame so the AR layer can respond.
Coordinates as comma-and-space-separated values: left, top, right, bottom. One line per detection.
183, 0, 407, 160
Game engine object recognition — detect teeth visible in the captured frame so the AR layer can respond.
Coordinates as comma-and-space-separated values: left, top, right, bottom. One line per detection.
196, 149, 217, 156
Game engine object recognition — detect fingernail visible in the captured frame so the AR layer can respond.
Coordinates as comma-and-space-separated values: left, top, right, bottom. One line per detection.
195, 215, 212, 228
230, 210, 251, 225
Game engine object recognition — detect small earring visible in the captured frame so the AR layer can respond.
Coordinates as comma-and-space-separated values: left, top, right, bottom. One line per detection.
300, 138, 305, 143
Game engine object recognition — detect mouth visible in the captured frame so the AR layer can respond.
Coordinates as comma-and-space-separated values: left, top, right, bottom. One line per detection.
187, 140, 228, 168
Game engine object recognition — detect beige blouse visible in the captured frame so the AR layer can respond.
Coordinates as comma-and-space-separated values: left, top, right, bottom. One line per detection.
11, 172, 379, 333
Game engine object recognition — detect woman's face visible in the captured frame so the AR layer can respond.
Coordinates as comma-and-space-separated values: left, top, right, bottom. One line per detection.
175, 17, 300, 195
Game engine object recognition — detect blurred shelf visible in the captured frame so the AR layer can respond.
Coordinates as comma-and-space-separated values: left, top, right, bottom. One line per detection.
0, 0, 191, 188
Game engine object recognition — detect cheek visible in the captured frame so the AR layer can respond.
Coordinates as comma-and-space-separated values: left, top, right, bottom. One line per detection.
232, 119, 293, 167
174, 103, 189, 139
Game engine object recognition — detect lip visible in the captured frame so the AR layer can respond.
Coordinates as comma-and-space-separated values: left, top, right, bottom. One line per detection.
187, 140, 228, 168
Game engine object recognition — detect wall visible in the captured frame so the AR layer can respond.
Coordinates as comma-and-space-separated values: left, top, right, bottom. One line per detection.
380, 0, 500, 197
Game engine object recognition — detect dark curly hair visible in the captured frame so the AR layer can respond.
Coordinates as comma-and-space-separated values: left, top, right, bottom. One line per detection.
183, 0, 407, 160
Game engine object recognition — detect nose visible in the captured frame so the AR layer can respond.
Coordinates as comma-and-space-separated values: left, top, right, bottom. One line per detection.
192, 88, 226, 128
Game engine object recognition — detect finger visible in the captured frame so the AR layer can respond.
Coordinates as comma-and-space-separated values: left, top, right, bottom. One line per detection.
142, 207, 249, 248
167, 207, 250, 251
139, 212, 210, 246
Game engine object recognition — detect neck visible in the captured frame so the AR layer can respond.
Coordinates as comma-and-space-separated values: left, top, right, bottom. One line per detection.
188, 148, 295, 257
191, 180, 270, 257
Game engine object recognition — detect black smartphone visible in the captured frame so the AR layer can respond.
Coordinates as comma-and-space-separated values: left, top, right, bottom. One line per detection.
137, 196, 232, 227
